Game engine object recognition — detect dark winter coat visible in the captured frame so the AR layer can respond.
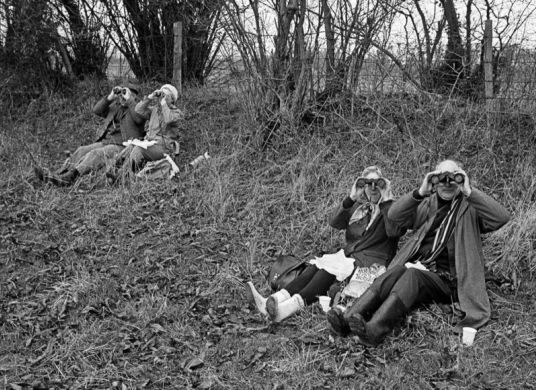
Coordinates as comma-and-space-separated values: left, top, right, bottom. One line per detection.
93, 97, 146, 145
387, 188, 511, 331
329, 198, 406, 268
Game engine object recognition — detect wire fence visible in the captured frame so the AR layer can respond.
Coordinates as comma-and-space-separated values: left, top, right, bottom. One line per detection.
105, 33, 536, 113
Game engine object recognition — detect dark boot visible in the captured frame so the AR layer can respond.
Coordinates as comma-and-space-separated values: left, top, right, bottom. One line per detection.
47, 168, 79, 186
54, 166, 70, 176
33, 166, 46, 182
354, 293, 408, 347
105, 167, 119, 184
342, 288, 382, 334
327, 306, 351, 337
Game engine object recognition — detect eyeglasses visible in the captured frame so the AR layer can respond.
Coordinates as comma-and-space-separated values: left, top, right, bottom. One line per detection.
356, 177, 386, 189
429, 172, 464, 185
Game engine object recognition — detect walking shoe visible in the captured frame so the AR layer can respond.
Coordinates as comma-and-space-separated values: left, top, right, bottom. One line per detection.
33, 166, 46, 182
267, 294, 305, 323
47, 168, 79, 186
245, 282, 268, 316
265, 289, 291, 319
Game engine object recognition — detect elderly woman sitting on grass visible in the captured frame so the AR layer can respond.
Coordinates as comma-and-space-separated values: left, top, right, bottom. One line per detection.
246, 166, 406, 323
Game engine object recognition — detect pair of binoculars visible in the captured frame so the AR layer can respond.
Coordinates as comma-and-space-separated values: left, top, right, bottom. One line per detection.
429, 172, 464, 185
113, 87, 127, 95
153, 90, 164, 98
356, 177, 387, 189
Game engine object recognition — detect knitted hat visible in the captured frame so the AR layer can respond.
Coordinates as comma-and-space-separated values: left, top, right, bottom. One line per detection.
161, 84, 179, 102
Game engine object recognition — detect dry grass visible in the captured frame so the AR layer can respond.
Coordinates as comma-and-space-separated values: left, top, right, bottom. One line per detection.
1, 83, 535, 389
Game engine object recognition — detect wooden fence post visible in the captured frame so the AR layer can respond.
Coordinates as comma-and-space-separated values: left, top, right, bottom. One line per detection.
173, 21, 182, 93
483, 20, 493, 105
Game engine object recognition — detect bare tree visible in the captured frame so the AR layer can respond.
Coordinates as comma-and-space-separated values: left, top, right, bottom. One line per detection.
0, 0, 71, 98
49, 0, 110, 78
83, 0, 225, 83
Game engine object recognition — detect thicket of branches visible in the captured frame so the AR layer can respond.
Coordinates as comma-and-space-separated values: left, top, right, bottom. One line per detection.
1, 0, 535, 118
0, 0, 224, 104
219, 0, 536, 138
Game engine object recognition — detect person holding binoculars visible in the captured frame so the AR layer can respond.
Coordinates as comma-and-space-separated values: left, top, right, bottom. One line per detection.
329, 159, 510, 346
109, 84, 184, 179
246, 166, 406, 323
34, 82, 146, 186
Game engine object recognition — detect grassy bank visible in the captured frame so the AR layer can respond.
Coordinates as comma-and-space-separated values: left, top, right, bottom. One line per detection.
1, 82, 535, 389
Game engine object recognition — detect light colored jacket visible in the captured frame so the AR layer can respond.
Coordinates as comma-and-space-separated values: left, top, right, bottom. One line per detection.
135, 98, 184, 153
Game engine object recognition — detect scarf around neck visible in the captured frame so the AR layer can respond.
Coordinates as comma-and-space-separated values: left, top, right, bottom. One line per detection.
349, 196, 382, 230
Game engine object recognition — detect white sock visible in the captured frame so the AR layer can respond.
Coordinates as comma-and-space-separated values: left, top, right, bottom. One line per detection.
246, 282, 268, 315
270, 294, 305, 323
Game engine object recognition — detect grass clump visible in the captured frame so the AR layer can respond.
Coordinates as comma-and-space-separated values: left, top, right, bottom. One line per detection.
1, 83, 535, 389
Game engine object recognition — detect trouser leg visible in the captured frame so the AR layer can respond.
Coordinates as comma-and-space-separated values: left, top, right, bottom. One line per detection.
114, 144, 134, 168
139, 144, 166, 161
60, 142, 104, 171
352, 268, 452, 346
284, 266, 318, 295
75, 144, 123, 176
345, 266, 452, 338
390, 268, 453, 309
123, 146, 146, 173
368, 265, 409, 299
296, 269, 336, 305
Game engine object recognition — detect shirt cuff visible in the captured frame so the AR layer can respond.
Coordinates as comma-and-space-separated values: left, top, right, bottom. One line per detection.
342, 197, 355, 209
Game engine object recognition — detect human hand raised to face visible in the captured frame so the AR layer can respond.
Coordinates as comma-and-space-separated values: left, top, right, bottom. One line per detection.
452, 169, 472, 196
350, 177, 366, 201
148, 89, 163, 100
350, 176, 391, 202
108, 86, 122, 101
421, 169, 471, 198
378, 177, 394, 201
418, 170, 439, 197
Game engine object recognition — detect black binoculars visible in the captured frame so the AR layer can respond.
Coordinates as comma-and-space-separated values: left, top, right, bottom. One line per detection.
113, 87, 127, 95
356, 177, 387, 189
153, 90, 164, 98
429, 172, 464, 185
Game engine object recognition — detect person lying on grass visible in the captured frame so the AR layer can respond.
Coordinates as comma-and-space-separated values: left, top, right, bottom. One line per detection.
327, 159, 511, 346
246, 166, 406, 323
34, 82, 146, 186
107, 84, 184, 181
